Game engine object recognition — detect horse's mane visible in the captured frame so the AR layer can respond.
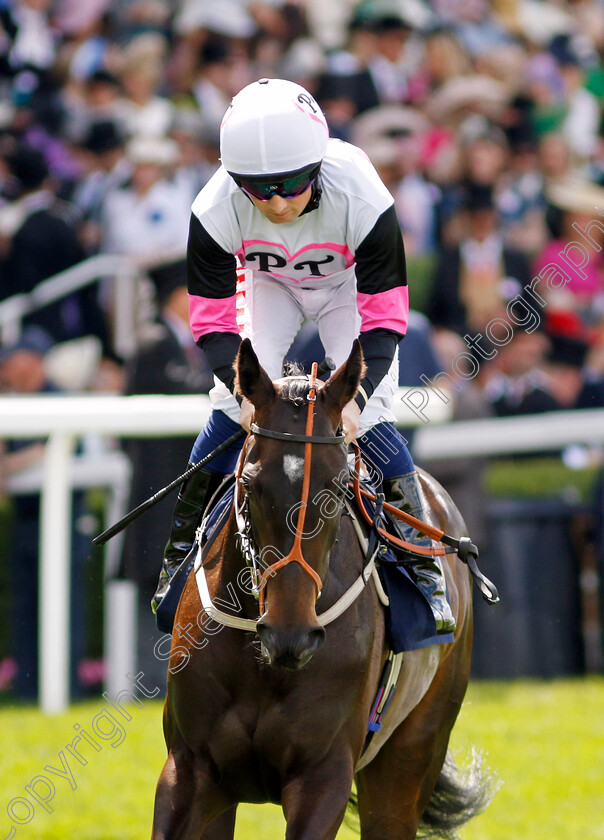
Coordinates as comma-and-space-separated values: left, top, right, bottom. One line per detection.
280, 361, 310, 406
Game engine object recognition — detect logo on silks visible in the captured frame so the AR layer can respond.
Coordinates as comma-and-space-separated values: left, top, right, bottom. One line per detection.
241, 240, 353, 281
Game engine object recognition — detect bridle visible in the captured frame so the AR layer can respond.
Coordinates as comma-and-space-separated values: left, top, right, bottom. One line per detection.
234, 362, 345, 614
199, 365, 499, 633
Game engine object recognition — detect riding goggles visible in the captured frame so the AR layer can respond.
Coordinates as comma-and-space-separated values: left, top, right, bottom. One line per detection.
231, 163, 321, 202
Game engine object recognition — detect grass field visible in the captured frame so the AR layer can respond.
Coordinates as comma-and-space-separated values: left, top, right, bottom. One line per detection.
1, 678, 603, 839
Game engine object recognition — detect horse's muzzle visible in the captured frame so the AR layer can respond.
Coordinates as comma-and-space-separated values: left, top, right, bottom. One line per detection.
256, 620, 326, 670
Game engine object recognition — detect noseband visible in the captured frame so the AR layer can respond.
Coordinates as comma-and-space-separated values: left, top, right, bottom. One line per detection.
236, 363, 345, 614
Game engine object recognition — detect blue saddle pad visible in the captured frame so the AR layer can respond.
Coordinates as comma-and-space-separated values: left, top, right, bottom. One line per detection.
378, 556, 453, 652
155, 480, 235, 634
359, 492, 454, 653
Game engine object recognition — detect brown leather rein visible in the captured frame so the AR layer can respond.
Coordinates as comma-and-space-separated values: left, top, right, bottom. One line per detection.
236, 363, 346, 614
350, 444, 455, 557
231, 367, 499, 616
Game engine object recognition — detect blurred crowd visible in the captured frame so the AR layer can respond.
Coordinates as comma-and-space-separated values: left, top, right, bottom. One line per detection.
0, 0, 603, 412
2, 0, 604, 694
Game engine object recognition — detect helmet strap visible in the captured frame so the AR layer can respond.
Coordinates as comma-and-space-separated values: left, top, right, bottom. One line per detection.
300, 172, 322, 215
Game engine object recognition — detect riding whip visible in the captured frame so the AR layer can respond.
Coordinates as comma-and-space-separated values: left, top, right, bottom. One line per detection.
92, 429, 245, 546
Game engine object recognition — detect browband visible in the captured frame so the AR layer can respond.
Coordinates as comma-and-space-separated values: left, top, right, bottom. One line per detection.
250, 422, 345, 445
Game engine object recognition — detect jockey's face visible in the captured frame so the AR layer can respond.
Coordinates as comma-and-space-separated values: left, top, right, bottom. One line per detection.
248, 185, 313, 224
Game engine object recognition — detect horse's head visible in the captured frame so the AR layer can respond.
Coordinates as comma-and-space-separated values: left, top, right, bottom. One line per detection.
234, 338, 365, 670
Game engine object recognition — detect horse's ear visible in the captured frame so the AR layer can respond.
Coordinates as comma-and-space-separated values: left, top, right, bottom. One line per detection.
320, 339, 366, 421
235, 338, 276, 407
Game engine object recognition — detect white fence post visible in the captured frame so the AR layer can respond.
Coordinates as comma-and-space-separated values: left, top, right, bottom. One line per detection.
104, 580, 138, 701
113, 262, 139, 360
39, 431, 75, 714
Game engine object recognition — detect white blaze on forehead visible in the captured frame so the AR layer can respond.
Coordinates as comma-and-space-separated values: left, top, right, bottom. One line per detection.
283, 454, 304, 482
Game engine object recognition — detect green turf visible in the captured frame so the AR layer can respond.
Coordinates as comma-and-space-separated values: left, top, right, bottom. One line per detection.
0, 678, 603, 839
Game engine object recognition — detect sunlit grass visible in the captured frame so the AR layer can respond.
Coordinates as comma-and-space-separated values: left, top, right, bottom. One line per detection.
0, 678, 603, 839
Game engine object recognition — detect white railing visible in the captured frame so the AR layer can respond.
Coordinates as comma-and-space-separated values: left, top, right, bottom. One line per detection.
1, 394, 604, 713
0, 248, 186, 358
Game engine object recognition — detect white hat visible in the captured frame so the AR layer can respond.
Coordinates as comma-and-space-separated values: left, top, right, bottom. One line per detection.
126, 135, 179, 166
547, 177, 604, 214
220, 78, 329, 177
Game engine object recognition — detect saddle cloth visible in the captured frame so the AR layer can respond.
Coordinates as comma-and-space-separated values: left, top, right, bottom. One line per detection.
156, 480, 454, 652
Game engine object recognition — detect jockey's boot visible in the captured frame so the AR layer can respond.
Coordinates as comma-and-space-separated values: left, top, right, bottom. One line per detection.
151, 466, 225, 614
383, 472, 456, 634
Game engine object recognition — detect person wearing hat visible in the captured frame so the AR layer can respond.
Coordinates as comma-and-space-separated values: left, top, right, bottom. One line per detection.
0, 326, 90, 698
532, 176, 604, 331
0, 144, 107, 347
152, 78, 457, 636
71, 119, 131, 252
544, 314, 604, 411
118, 257, 213, 689
427, 181, 532, 343
98, 134, 193, 258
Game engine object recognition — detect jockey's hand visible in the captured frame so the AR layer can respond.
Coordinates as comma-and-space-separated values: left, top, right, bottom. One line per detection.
341, 399, 361, 444
239, 396, 255, 432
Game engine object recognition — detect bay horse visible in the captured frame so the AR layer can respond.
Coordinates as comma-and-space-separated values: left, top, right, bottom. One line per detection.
151, 338, 490, 840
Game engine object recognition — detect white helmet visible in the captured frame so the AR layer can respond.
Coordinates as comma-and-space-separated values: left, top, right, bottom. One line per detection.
220, 78, 329, 177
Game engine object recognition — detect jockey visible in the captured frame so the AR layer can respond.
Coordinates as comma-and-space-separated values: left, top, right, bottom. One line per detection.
152, 78, 455, 634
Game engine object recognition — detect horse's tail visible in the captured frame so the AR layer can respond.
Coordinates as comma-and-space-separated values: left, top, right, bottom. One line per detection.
418, 748, 496, 839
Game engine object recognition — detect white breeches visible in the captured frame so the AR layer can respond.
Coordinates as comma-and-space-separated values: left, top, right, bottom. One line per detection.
209, 270, 398, 435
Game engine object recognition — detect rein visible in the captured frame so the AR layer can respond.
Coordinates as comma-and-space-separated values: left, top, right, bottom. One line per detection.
197, 364, 381, 631
349, 444, 499, 604
350, 443, 454, 558
195, 366, 499, 634
194, 497, 385, 632
251, 362, 339, 614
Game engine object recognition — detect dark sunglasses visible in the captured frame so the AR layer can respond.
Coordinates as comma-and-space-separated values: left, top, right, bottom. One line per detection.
233, 164, 320, 202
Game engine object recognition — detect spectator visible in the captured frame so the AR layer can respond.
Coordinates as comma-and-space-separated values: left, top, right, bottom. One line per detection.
64, 69, 123, 142
113, 32, 174, 139
498, 118, 548, 256
365, 12, 419, 105
0, 0, 59, 104
183, 36, 239, 133
118, 258, 213, 690
549, 33, 600, 161
483, 329, 561, 416
534, 178, 604, 331
544, 314, 604, 411
427, 182, 532, 345
0, 326, 90, 698
99, 134, 191, 258
350, 104, 438, 256
0, 143, 108, 347
70, 118, 131, 253
169, 109, 220, 199
316, 11, 381, 137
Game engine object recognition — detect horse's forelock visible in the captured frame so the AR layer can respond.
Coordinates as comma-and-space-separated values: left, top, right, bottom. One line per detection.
278, 375, 310, 406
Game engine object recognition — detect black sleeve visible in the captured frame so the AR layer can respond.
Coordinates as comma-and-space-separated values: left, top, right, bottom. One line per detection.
187, 212, 238, 298
187, 212, 241, 393
356, 329, 401, 410
354, 204, 407, 295
353, 205, 406, 410
197, 331, 242, 395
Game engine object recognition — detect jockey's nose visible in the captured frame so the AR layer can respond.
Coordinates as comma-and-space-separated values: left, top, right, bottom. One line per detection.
256, 620, 326, 670
267, 195, 289, 213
